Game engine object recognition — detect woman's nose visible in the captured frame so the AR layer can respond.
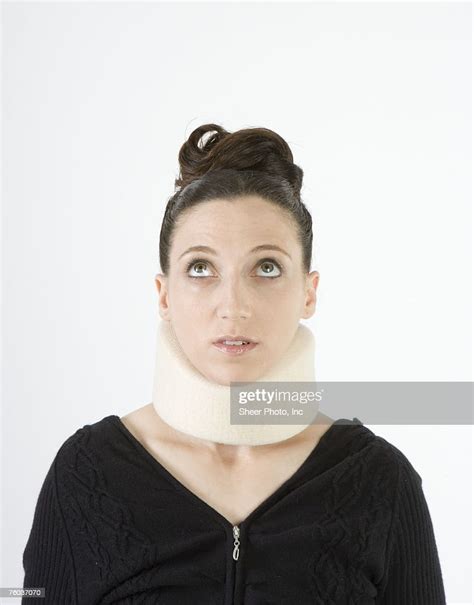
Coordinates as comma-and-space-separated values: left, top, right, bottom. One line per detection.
217, 280, 251, 320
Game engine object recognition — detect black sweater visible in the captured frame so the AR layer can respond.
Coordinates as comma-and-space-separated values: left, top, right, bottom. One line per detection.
22, 415, 446, 604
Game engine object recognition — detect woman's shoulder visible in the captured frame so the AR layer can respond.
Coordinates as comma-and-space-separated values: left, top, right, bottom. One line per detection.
319, 418, 424, 491
357, 426, 423, 487
51, 411, 127, 476
321, 418, 421, 477
49, 411, 153, 514
58, 412, 118, 446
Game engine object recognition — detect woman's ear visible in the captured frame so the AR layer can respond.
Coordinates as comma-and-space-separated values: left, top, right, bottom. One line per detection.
154, 273, 171, 321
301, 271, 319, 320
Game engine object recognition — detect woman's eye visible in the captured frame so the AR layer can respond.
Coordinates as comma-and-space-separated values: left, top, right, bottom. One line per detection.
187, 260, 212, 278
256, 260, 282, 278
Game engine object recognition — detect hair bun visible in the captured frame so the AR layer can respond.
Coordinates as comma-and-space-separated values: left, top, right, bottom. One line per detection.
175, 123, 303, 198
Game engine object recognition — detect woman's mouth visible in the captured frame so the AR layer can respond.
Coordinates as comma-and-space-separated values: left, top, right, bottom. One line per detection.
212, 338, 259, 356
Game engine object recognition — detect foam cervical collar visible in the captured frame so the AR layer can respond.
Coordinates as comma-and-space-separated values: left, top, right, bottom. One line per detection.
151, 319, 318, 445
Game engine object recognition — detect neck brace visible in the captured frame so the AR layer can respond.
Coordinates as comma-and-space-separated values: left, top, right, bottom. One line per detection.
151, 320, 318, 446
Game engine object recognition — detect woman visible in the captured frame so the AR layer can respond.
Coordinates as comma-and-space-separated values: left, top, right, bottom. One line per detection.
22, 123, 446, 604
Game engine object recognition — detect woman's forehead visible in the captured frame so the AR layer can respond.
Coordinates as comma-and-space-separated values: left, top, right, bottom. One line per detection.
173, 198, 297, 241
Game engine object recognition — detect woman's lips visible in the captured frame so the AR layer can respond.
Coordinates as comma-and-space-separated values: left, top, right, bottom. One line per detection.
212, 342, 259, 355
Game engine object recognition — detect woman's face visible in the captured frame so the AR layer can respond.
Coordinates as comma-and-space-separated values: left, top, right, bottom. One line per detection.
155, 195, 319, 385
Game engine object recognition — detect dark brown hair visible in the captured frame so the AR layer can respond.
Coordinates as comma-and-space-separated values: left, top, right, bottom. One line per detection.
159, 123, 313, 275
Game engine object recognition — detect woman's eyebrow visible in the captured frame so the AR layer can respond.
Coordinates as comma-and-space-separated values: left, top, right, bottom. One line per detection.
178, 244, 292, 260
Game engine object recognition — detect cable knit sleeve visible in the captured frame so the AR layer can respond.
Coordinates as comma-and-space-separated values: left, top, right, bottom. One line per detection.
22, 454, 77, 604
376, 459, 446, 604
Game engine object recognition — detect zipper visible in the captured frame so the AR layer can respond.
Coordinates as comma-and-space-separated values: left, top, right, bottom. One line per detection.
232, 524, 240, 561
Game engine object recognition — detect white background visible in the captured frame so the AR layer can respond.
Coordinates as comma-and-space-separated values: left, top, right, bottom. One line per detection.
2, 1, 472, 603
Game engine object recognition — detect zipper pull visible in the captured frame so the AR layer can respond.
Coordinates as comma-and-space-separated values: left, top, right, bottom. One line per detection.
232, 525, 240, 561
